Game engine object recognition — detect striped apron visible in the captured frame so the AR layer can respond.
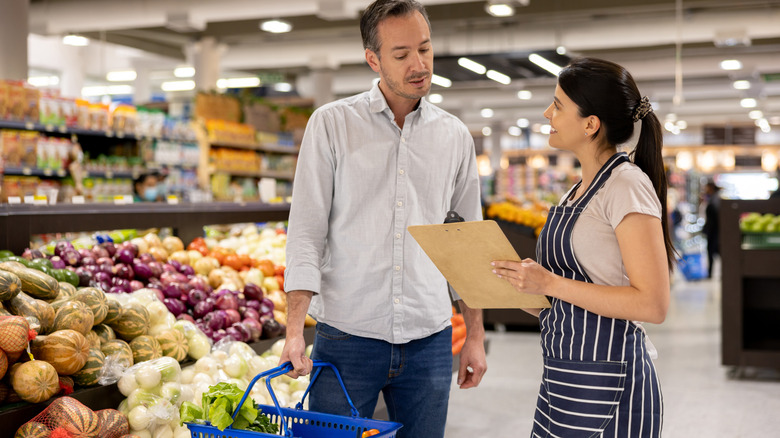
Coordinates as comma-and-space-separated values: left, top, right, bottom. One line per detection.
531, 153, 663, 438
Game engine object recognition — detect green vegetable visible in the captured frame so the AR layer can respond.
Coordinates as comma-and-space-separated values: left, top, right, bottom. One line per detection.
179, 382, 278, 434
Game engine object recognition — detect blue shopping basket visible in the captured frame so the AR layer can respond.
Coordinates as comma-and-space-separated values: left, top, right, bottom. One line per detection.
185, 360, 402, 438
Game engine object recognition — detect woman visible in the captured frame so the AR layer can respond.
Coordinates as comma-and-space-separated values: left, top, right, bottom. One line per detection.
492, 58, 674, 437
132, 172, 162, 202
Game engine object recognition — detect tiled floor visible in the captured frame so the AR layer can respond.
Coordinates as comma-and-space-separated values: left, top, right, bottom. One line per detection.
444, 267, 780, 437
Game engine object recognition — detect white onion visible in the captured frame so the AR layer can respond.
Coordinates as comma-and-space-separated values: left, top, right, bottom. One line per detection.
118, 373, 140, 396
128, 405, 152, 431
135, 366, 162, 389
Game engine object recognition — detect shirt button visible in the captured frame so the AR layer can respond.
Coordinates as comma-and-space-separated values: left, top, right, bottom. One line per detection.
401, 137, 406, 143
395, 233, 401, 239
399, 169, 405, 175
397, 201, 403, 207
394, 266, 401, 271
394, 298, 401, 304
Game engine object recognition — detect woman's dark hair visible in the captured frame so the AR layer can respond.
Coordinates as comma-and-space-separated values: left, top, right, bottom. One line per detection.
360, 0, 430, 56
132, 172, 156, 196
558, 57, 676, 270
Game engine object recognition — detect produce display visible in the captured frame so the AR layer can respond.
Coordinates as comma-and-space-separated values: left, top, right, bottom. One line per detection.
739, 212, 780, 233
15, 396, 129, 438
485, 200, 549, 237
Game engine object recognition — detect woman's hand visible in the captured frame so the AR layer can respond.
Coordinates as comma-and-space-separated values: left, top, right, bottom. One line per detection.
491, 258, 555, 296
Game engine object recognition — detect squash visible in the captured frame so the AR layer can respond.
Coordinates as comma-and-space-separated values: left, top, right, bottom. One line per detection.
24, 316, 42, 335
30, 329, 90, 375
0, 315, 32, 353
13, 421, 50, 438
46, 396, 100, 438
52, 301, 94, 336
109, 303, 149, 341
73, 287, 108, 325
155, 328, 189, 362
100, 339, 133, 369
31, 299, 54, 334
0, 261, 59, 300
0, 349, 7, 380
96, 409, 129, 438
57, 281, 78, 299
72, 347, 105, 387
92, 324, 116, 344
129, 335, 162, 364
11, 360, 59, 403
0, 270, 22, 301
102, 298, 123, 326
85, 330, 101, 349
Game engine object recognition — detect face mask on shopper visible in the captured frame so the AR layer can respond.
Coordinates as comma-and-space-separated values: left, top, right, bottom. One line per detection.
143, 187, 159, 202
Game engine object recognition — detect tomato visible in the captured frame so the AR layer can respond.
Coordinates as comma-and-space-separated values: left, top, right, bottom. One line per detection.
256, 259, 275, 277
223, 254, 244, 271
275, 274, 285, 292
238, 254, 252, 268
210, 250, 226, 265
362, 429, 380, 437
273, 264, 285, 277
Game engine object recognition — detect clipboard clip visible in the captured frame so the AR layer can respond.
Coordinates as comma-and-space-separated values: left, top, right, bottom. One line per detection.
444, 210, 465, 224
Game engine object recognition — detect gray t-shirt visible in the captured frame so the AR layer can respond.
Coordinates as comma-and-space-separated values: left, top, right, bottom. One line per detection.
571, 162, 662, 287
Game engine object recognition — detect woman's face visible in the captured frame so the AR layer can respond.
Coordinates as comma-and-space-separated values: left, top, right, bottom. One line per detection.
543, 85, 589, 151
136, 175, 159, 201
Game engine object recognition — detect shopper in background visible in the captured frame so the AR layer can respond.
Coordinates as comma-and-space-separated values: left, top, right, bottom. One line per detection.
702, 181, 721, 278
492, 58, 672, 437
132, 172, 163, 202
280, 1, 486, 437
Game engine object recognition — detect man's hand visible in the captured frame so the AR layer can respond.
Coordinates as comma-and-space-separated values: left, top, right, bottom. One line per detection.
278, 333, 312, 378
278, 290, 315, 377
456, 300, 487, 389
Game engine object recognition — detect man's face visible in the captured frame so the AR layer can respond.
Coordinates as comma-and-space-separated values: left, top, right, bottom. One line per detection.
367, 11, 433, 101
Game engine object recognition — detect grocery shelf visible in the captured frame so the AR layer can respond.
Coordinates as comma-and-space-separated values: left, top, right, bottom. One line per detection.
0, 119, 195, 144
0, 202, 291, 254
210, 141, 299, 155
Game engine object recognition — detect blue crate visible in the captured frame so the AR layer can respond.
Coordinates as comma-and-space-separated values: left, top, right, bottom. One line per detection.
678, 253, 707, 281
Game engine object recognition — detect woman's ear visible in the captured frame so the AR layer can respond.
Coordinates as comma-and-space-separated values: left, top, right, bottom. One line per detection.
585, 115, 601, 136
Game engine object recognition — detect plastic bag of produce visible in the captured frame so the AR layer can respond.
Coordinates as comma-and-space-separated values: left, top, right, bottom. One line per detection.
14, 396, 129, 438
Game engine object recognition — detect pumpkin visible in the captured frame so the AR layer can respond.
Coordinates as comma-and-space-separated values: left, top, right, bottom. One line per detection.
0, 269, 22, 301
30, 329, 90, 375
52, 301, 94, 336
96, 409, 129, 438
13, 421, 50, 438
92, 324, 116, 344
57, 281, 78, 299
101, 339, 133, 368
155, 328, 189, 362
72, 348, 105, 387
85, 330, 101, 349
0, 261, 59, 300
129, 335, 162, 364
0, 349, 7, 380
24, 316, 42, 336
46, 396, 100, 438
73, 287, 108, 325
0, 315, 32, 353
11, 360, 59, 403
109, 303, 149, 341
102, 298, 123, 326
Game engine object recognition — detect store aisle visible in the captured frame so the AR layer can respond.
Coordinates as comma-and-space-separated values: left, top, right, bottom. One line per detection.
444, 270, 780, 437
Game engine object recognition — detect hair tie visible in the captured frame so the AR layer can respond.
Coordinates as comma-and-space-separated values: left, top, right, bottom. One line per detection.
632, 96, 652, 122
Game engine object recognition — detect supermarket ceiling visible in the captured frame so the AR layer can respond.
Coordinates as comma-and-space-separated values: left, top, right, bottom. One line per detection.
27, 0, 780, 132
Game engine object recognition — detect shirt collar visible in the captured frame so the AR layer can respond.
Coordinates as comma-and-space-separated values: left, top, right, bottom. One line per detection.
369, 81, 428, 117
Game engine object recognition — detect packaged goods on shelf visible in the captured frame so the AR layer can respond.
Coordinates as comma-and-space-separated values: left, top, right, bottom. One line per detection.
206, 119, 256, 145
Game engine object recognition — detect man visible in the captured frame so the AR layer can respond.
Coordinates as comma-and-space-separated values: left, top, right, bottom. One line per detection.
279, 1, 487, 437
702, 181, 721, 278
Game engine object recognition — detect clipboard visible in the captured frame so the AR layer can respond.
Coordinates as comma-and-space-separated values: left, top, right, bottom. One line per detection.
408, 220, 550, 309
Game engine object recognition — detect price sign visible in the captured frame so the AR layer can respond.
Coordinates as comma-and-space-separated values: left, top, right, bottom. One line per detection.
72, 196, 85, 204
166, 195, 180, 205
7, 196, 21, 204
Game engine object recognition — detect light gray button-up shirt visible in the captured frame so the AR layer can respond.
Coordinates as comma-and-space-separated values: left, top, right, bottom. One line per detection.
284, 83, 482, 344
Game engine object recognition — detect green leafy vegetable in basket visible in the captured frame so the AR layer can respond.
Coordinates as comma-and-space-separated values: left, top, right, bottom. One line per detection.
180, 382, 279, 433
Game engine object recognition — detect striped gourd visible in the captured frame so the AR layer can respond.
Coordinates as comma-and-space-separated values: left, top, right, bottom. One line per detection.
155, 328, 189, 362
86, 330, 101, 349
129, 335, 162, 364
10, 360, 59, 403
109, 303, 149, 341
30, 329, 90, 375
72, 347, 106, 387
101, 339, 133, 368
102, 298, 123, 325
46, 396, 100, 438
0, 270, 21, 301
96, 409, 129, 438
0, 261, 59, 300
52, 301, 94, 336
0, 315, 31, 354
73, 287, 108, 325
13, 421, 50, 438
57, 281, 78, 299
31, 299, 54, 334
92, 324, 116, 344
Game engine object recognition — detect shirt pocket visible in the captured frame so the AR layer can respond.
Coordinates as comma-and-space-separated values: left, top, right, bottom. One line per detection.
543, 357, 626, 437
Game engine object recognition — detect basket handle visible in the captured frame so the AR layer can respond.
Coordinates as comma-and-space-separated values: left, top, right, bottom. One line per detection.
231, 361, 360, 437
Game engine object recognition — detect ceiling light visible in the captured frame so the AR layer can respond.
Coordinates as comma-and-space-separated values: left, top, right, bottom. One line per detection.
740, 98, 757, 108
161, 80, 196, 92
106, 71, 137, 82
732, 80, 750, 90
677, 120, 688, 130
556, 46, 567, 55
482, 127, 492, 136
273, 82, 292, 92
260, 19, 292, 33
720, 59, 742, 70
481, 108, 494, 118
428, 93, 443, 104
485, 2, 515, 17
217, 77, 261, 89
770, 116, 780, 125
431, 74, 452, 88
486, 70, 511, 85
529, 53, 562, 76
62, 34, 89, 46
458, 57, 487, 75
517, 118, 530, 128
749, 110, 764, 120
517, 90, 532, 100
174, 67, 195, 78
28, 76, 59, 87
676, 151, 693, 170
81, 85, 134, 96
508, 126, 522, 136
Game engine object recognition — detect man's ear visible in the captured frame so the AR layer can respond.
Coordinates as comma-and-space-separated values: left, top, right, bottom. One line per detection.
365, 48, 380, 73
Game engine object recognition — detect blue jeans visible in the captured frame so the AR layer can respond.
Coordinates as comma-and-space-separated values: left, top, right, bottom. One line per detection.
309, 323, 453, 438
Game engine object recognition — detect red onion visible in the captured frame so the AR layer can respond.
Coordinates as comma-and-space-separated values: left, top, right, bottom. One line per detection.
133, 261, 153, 280
259, 298, 274, 315
188, 289, 208, 306
102, 242, 117, 257
113, 263, 134, 280
115, 248, 135, 265
243, 308, 261, 322
92, 246, 109, 259
188, 276, 209, 292
224, 309, 241, 326
94, 271, 112, 284
226, 323, 251, 343
74, 266, 92, 287
108, 286, 125, 294
179, 264, 195, 277
204, 311, 226, 331
96, 256, 114, 267
129, 280, 145, 291
242, 318, 263, 341
50, 256, 66, 270
261, 319, 286, 339
139, 253, 154, 264
77, 248, 93, 260
244, 300, 261, 312
163, 284, 182, 299
177, 313, 195, 323
62, 249, 81, 266
79, 256, 96, 267
215, 293, 239, 311
148, 261, 163, 278
163, 298, 187, 316
193, 300, 214, 319
243, 283, 264, 301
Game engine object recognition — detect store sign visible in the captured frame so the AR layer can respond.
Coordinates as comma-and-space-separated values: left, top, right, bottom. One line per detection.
762, 73, 780, 82
703, 125, 756, 145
